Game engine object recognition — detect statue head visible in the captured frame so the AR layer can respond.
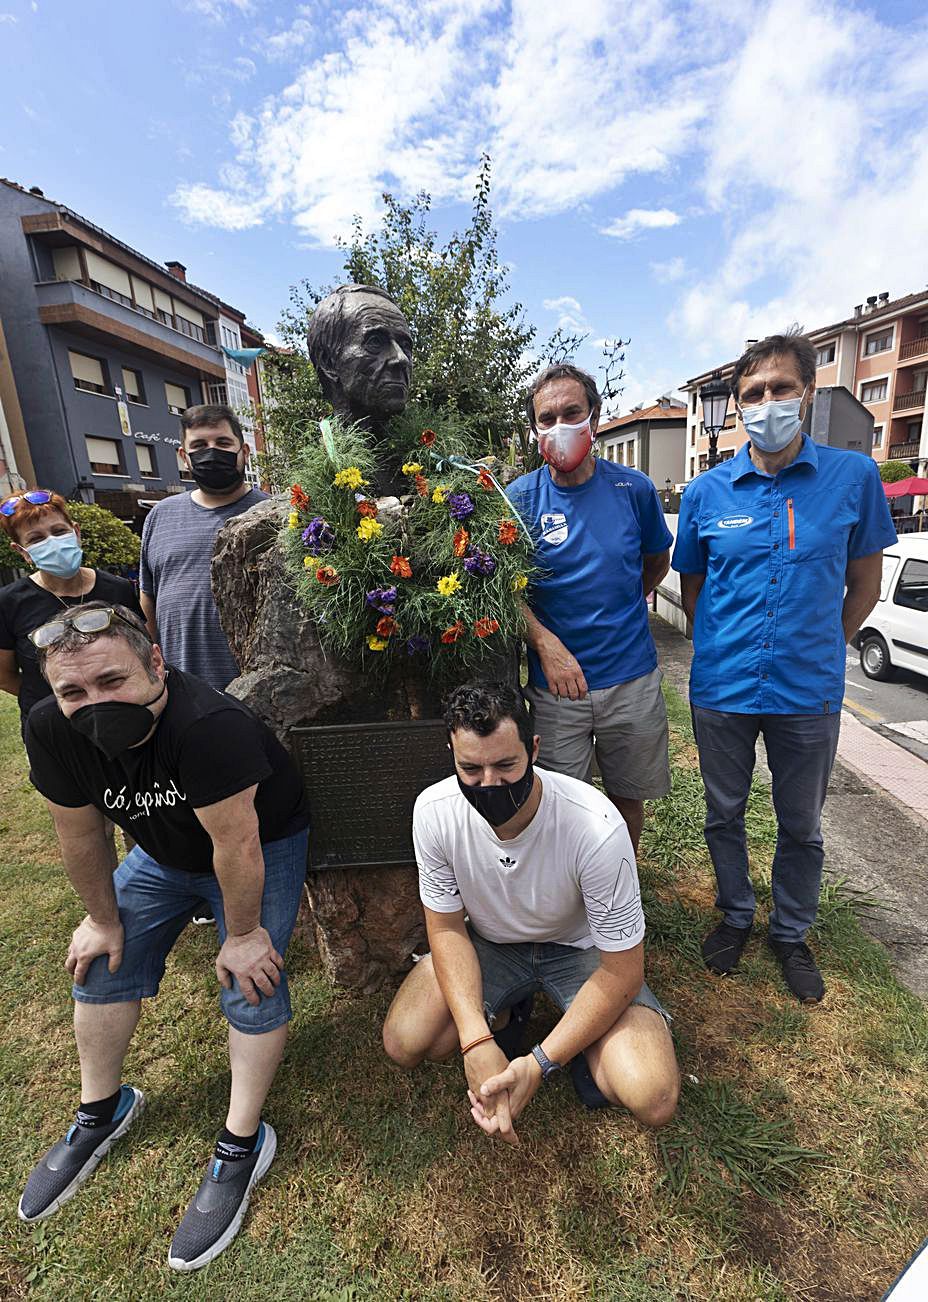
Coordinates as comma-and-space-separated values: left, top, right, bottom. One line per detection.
307, 284, 413, 426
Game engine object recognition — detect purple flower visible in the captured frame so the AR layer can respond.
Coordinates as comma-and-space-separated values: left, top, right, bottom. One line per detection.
447, 491, 475, 521
406, 635, 430, 655
302, 517, 335, 552
365, 585, 398, 614
463, 548, 497, 577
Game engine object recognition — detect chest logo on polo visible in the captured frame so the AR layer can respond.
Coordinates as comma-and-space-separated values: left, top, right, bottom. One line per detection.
540, 512, 568, 545
717, 514, 754, 528
498, 855, 518, 870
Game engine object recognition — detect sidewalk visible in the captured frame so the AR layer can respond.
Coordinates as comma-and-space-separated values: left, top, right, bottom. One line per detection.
651, 613, 928, 999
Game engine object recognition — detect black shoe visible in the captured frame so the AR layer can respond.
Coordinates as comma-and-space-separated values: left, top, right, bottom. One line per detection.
570, 1053, 611, 1111
702, 922, 753, 975
768, 938, 825, 1003
168, 1122, 277, 1272
493, 995, 534, 1060
18, 1086, 144, 1223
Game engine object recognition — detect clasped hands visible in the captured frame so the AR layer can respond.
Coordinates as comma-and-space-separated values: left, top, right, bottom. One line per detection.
463, 1040, 544, 1147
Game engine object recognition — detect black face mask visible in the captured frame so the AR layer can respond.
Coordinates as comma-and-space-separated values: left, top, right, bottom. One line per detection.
456, 761, 535, 829
187, 446, 245, 493
68, 680, 167, 761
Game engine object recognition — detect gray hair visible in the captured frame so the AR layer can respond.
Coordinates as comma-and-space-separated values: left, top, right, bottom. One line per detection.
729, 327, 817, 402
38, 601, 157, 682
307, 284, 404, 401
525, 363, 601, 430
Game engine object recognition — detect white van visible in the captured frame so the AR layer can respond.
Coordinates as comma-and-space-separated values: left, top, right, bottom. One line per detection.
857, 535, 928, 682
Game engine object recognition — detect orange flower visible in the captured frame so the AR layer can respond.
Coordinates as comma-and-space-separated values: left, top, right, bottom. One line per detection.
290, 484, 310, 510
498, 518, 518, 545
420, 428, 436, 446
376, 615, 397, 637
356, 499, 378, 517
452, 527, 469, 558
390, 554, 412, 579
315, 565, 339, 587
477, 466, 494, 491
414, 473, 430, 497
474, 617, 500, 638
440, 620, 466, 645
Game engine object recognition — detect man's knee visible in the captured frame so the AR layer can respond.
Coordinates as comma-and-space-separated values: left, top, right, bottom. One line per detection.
629, 1075, 680, 1129
381, 1019, 424, 1070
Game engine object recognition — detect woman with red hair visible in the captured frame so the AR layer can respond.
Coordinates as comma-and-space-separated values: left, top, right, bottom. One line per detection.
0, 489, 143, 733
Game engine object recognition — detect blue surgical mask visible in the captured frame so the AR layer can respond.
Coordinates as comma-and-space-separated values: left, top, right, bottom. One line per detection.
740, 389, 807, 453
26, 531, 83, 578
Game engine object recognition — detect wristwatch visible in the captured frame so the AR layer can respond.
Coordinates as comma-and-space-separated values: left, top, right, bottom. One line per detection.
531, 1043, 562, 1080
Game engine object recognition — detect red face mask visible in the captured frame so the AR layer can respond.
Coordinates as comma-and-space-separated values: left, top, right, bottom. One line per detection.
537, 413, 594, 472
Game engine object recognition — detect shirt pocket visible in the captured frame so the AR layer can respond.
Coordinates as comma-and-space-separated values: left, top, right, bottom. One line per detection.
784, 489, 851, 562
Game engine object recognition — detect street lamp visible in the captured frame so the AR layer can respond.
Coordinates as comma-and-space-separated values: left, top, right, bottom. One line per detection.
699, 372, 730, 471
663, 477, 672, 509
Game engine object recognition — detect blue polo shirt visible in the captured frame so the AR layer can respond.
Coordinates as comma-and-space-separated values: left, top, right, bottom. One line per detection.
672, 436, 896, 714
507, 459, 673, 691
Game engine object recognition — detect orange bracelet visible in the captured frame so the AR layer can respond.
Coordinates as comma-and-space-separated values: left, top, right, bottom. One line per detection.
460, 1032, 495, 1055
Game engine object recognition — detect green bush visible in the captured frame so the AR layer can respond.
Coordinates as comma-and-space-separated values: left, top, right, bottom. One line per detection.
879, 459, 913, 483
0, 500, 140, 572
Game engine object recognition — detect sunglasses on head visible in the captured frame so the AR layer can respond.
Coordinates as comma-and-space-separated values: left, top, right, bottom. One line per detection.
29, 606, 145, 650
0, 490, 53, 516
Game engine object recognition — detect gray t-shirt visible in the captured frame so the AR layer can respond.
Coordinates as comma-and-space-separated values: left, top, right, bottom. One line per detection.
140, 488, 266, 690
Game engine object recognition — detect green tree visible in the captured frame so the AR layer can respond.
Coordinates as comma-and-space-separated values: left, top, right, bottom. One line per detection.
879, 459, 913, 483
0, 501, 140, 572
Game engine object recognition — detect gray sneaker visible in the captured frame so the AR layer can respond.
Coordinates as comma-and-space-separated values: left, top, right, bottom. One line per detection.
168, 1122, 277, 1272
17, 1085, 144, 1223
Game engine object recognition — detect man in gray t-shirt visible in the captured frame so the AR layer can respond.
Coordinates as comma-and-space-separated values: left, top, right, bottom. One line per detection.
140, 404, 265, 691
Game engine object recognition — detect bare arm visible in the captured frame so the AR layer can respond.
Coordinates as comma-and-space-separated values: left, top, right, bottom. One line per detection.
680, 573, 706, 625
47, 800, 124, 984
642, 549, 670, 599
843, 552, 884, 643
139, 591, 158, 643
539, 943, 644, 1065
519, 601, 588, 700
0, 647, 21, 697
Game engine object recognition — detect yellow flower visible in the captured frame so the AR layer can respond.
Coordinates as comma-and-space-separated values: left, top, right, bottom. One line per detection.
431, 484, 450, 503
288, 511, 300, 529
333, 466, 367, 490
303, 555, 314, 569
401, 461, 423, 476
436, 572, 462, 596
356, 517, 383, 542
511, 573, 528, 591
367, 635, 389, 651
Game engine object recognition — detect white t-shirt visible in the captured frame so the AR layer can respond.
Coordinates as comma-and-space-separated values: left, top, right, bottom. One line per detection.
414, 766, 644, 952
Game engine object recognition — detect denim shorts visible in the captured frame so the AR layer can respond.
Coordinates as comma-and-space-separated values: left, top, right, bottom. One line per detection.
468, 927, 671, 1028
72, 829, 309, 1035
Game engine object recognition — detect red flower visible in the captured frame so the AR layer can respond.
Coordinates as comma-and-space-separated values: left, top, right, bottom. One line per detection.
477, 466, 494, 492
420, 428, 436, 446
497, 519, 518, 545
390, 554, 412, 579
414, 473, 430, 497
356, 499, 378, 517
315, 565, 339, 587
376, 615, 397, 637
474, 617, 500, 638
290, 484, 310, 510
452, 527, 469, 558
440, 620, 466, 645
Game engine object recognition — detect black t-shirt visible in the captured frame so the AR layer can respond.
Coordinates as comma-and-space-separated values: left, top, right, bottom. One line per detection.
0, 571, 144, 724
26, 667, 309, 873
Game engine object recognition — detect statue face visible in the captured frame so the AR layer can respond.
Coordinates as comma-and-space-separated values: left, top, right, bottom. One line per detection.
336, 295, 413, 417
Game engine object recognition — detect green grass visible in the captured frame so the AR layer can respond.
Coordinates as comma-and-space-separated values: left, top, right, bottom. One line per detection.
1, 685, 926, 1300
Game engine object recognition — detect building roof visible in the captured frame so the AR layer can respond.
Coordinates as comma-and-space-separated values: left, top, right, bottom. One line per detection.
598, 400, 687, 434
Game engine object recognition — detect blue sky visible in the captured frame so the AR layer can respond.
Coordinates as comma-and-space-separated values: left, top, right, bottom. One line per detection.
2, 0, 927, 412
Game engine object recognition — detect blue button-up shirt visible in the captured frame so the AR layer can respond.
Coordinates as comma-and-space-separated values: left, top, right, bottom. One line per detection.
672, 436, 897, 714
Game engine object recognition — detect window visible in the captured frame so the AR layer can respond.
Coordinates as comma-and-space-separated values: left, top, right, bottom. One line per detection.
131, 277, 155, 317
165, 382, 190, 416
864, 328, 894, 356
907, 421, 922, 443
135, 444, 158, 478
893, 558, 928, 613
207, 382, 229, 406
860, 379, 888, 404
69, 350, 109, 395
626, 441, 636, 468
52, 246, 82, 282
122, 368, 146, 404
873, 425, 883, 448
815, 341, 836, 367
689, 456, 695, 478
177, 450, 193, 481
85, 436, 123, 475
690, 391, 697, 413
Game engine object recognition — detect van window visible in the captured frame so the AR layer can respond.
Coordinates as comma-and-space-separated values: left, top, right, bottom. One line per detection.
893, 558, 928, 612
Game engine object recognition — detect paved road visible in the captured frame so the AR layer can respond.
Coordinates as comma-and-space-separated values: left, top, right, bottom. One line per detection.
842, 648, 928, 763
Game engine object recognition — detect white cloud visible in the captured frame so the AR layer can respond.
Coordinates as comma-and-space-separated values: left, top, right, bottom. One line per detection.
182, 0, 254, 18
543, 295, 586, 331
650, 257, 687, 284
0, 12, 17, 22
600, 208, 680, 241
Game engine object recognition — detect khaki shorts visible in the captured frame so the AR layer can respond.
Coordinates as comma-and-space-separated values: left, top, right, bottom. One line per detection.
526, 667, 671, 800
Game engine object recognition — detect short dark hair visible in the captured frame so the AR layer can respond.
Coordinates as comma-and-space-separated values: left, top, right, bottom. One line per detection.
38, 601, 157, 682
180, 403, 244, 445
444, 681, 534, 756
729, 327, 817, 402
307, 284, 404, 402
525, 363, 601, 431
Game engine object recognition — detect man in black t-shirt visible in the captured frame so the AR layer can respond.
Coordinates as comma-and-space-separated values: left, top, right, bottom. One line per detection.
17, 602, 310, 1273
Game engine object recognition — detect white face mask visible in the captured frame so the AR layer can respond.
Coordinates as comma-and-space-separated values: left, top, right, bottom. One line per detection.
739, 387, 808, 453
537, 412, 595, 472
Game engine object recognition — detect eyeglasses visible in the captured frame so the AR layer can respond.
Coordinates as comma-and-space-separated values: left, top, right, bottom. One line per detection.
0, 490, 52, 516
29, 606, 144, 649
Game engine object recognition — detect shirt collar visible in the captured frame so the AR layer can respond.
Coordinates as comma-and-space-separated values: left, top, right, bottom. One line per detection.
730, 433, 819, 483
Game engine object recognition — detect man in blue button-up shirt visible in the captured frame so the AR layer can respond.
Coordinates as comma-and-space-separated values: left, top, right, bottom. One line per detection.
672, 330, 896, 1003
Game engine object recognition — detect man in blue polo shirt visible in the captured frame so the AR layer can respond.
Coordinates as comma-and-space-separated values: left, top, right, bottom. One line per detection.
673, 329, 896, 1002
508, 364, 674, 853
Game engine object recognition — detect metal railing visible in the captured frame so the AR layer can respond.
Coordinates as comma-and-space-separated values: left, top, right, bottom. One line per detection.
893, 389, 926, 412
888, 441, 920, 460
899, 336, 928, 361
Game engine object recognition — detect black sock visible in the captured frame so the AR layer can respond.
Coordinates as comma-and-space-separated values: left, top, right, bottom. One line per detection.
214, 1125, 260, 1162
76, 1088, 122, 1129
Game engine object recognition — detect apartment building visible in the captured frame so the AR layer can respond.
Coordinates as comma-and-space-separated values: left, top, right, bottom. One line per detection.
0, 178, 264, 523
682, 289, 928, 481
596, 397, 687, 488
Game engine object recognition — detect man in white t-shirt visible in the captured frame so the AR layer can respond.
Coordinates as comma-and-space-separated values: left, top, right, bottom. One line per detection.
382, 683, 679, 1144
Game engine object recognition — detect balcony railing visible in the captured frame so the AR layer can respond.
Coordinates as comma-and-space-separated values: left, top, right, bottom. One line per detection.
888, 441, 921, 460
50, 276, 213, 349
893, 389, 926, 412
900, 336, 928, 361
